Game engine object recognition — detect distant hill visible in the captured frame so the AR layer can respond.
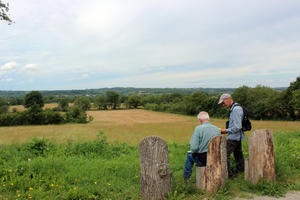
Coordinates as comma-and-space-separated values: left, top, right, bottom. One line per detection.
0, 87, 287, 98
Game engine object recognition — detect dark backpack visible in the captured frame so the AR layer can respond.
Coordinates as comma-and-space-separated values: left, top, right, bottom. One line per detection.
226, 103, 252, 132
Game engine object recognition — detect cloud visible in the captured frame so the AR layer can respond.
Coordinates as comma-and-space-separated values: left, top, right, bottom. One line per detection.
0, 62, 18, 77
1, 0, 300, 90
21, 64, 38, 75
0, 62, 17, 71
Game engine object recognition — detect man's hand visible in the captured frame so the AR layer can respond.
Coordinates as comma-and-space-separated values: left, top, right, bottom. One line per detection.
220, 129, 227, 134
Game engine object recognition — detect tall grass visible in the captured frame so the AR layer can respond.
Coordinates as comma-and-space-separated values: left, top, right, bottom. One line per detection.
0, 130, 299, 199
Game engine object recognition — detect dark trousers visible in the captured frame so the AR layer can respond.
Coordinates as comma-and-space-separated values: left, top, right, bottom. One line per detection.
227, 140, 244, 177
183, 152, 207, 178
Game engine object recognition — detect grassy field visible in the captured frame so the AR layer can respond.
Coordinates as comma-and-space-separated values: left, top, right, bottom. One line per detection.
1, 109, 300, 145
0, 109, 300, 199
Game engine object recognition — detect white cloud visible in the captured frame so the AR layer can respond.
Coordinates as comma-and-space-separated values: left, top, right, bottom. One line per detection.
0, 62, 18, 77
20, 64, 39, 75
0, 62, 17, 71
1, 0, 300, 89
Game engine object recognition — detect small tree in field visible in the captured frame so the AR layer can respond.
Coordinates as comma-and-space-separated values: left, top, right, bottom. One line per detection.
94, 95, 107, 110
127, 95, 142, 108
58, 98, 69, 112
24, 91, 44, 108
106, 91, 120, 109
74, 97, 90, 111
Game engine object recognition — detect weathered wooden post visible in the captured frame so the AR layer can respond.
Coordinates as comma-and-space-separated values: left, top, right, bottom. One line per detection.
196, 136, 227, 193
139, 136, 172, 200
245, 129, 276, 184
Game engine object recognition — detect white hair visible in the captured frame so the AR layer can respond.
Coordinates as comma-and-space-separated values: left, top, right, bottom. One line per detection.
197, 111, 210, 121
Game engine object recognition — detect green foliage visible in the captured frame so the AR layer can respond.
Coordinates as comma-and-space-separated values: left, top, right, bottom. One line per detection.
0, 131, 299, 199
106, 91, 120, 109
127, 95, 142, 108
65, 105, 90, 123
24, 91, 44, 109
74, 97, 90, 111
43, 108, 64, 124
0, 0, 12, 24
0, 97, 8, 114
94, 95, 107, 110
58, 98, 69, 112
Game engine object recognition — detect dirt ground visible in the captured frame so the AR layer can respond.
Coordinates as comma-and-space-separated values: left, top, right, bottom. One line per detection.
235, 191, 300, 200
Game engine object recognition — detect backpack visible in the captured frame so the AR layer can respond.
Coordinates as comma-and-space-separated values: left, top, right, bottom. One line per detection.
226, 103, 252, 132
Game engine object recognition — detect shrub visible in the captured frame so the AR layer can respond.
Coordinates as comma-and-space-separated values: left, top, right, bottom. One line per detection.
43, 108, 64, 124
65, 106, 89, 123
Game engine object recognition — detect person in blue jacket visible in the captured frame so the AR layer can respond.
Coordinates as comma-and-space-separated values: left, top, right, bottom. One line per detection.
183, 111, 221, 180
219, 93, 245, 178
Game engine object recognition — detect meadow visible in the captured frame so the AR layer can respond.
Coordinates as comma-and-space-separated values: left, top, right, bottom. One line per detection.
0, 109, 300, 199
2, 108, 300, 145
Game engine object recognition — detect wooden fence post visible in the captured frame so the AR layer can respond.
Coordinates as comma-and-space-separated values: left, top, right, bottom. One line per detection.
245, 129, 276, 184
196, 136, 227, 193
139, 136, 172, 200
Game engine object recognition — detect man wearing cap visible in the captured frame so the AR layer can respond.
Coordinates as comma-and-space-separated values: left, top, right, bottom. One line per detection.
218, 93, 245, 178
183, 111, 221, 181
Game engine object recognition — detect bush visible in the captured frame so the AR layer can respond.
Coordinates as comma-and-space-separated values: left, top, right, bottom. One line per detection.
43, 108, 64, 124
65, 106, 89, 123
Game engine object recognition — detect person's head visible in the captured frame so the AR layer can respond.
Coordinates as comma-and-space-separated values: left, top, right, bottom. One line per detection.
197, 111, 210, 124
218, 93, 233, 108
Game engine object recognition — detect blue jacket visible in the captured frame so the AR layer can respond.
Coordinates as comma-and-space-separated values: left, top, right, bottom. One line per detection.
190, 121, 221, 153
226, 102, 245, 141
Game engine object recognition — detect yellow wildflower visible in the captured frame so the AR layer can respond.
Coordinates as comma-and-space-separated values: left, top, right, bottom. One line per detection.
29, 187, 33, 191
94, 181, 97, 184
17, 194, 21, 197
107, 183, 112, 186
10, 182, 14, 186
136, 176, 139, 178
73, 187, 77, 191
8, 169, 12, 173
3, 184, 6, 187
50, 184, 54, 187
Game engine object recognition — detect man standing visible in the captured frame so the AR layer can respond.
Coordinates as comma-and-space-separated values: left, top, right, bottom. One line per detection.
183, 111, 221, 180
218, 93, 245, 178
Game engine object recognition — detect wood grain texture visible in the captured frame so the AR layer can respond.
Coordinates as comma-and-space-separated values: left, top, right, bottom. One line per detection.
139, 136, 172, 200
196, 136, 228, 193
246, 129, 276, 184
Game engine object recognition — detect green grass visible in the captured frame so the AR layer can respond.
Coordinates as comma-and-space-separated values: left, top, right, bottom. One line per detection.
0, 130, 299, 199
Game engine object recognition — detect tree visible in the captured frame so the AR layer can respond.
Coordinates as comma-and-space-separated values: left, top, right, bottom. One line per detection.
0, 0, 12, 24
74, 97, 90, 111
58, 98, 69, 112
24, 91, 44, 108
127, 95, 142, 108
287, 76, 300, 118
232, 86, 251, 107
0, 97, 8, 114
106, 91, 120, 109
94, 95, 107, 110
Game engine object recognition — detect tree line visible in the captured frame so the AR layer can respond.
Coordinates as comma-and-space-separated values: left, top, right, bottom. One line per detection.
0, 91, 92, 126
141, 77, 300, 120
1, 77, 299, 125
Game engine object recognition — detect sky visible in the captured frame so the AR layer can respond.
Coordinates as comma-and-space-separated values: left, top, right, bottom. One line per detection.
0, 0, 300, 90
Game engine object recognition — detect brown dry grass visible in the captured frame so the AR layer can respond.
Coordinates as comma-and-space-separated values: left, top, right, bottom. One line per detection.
1, 109, 300, 145
9, 103, 59, 112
